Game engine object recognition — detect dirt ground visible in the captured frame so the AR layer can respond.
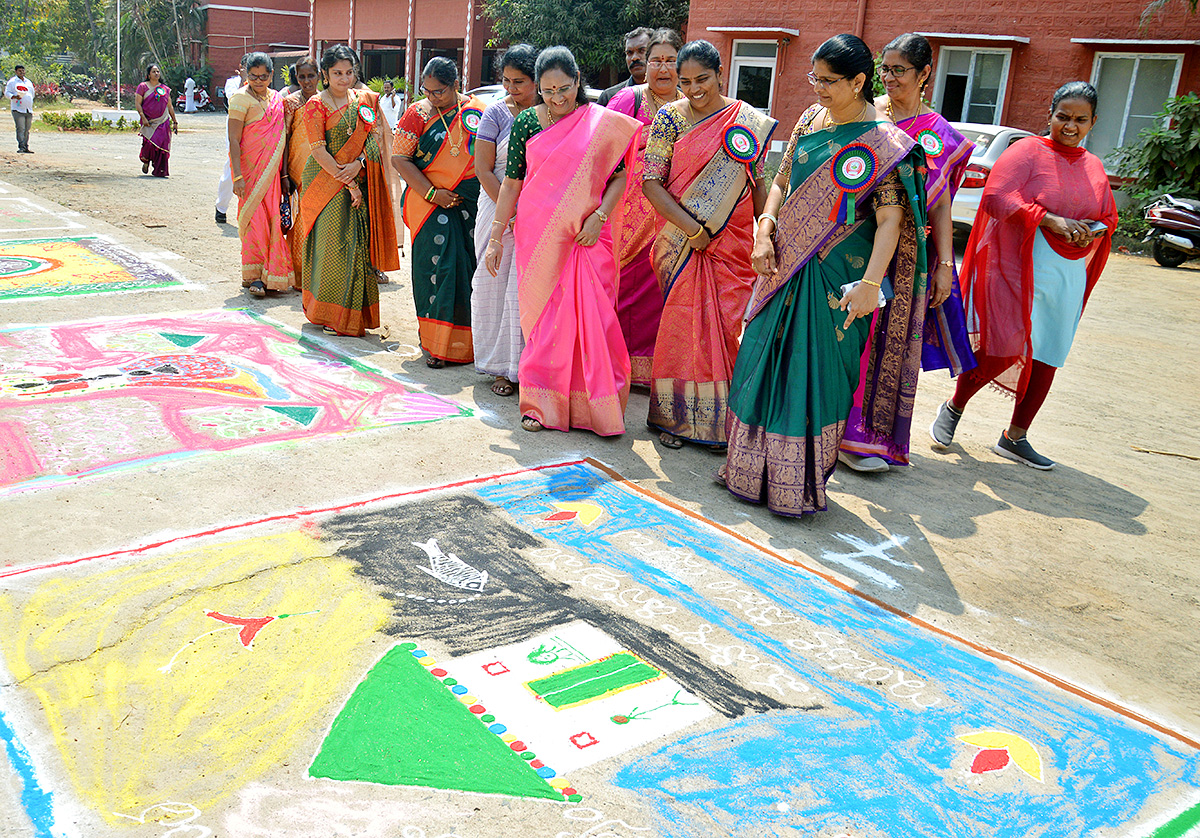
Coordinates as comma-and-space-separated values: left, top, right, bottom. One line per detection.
0, 109, 1198, 833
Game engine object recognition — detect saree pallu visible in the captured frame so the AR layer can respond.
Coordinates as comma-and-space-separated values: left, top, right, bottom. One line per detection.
284, 92, 311, 290
514, 104, 640, 435
647, 101, 776, 445
137, 82, 171, 177
726, 121, 923, 515
610, 86, 667, 385
300, 92, 399, 336
238, 91, 293, 290
470, 130, 522, 382
400, 96, 484, 363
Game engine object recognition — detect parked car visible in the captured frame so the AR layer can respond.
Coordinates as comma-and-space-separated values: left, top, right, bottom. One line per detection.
467, 85, 605, 107
949, 122, 1035, 232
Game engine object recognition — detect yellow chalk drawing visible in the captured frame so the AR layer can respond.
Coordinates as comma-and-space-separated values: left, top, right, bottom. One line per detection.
549, 502, 604, 527
0, 529, 392, 824
958, 730, 1045, 782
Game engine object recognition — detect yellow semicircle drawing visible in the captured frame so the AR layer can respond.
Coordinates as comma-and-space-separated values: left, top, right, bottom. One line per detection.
551, 501, 604, 527
958, 729, 1044, 782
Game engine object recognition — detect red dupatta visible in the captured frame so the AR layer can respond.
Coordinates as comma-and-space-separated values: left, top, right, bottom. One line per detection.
959, 136, 1117, 395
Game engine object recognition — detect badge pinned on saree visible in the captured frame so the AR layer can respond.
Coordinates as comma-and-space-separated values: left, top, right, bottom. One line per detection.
829, 142, 879, 224
461, 107, 483, 134
916, 129, 944, 158
358, 105, 377, 125
723, 124, 760, 164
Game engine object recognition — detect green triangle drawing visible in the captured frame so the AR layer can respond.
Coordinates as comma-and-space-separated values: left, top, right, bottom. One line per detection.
264, 405, 320, 426
310, 644, 560, 800
159, 332, 205, 348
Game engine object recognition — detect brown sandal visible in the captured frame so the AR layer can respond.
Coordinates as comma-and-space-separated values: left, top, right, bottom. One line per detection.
521, 416, 543, 432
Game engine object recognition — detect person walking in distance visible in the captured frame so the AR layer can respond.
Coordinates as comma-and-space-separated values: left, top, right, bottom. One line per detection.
215, 56, 250, 223
6, 65, 34, 153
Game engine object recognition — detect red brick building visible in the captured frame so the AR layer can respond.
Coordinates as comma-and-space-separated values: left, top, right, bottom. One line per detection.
310, 0, 498, 94
688, 0, 1200, 164
202, 0, 311, 86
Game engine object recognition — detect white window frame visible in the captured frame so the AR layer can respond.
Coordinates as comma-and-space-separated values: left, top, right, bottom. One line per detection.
728, 39, 778, 116
1088, 51, 1183, 151
931, 46, 1012, 125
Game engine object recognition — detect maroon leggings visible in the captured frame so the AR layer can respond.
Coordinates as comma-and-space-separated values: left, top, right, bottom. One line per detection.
951, 357, 1057, 431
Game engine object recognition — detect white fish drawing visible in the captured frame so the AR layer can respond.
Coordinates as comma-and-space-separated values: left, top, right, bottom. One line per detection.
412, 538, 489, 591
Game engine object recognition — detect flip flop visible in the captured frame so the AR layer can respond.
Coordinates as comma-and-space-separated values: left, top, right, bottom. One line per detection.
658, 432, 684, 449
247, 280, 267, 298
426, 356, 445, 369
521, 416, 543, 432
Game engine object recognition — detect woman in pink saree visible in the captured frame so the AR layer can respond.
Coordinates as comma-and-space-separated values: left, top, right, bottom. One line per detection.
485, 46, 640, 435
134, 64, 176, 177
228, 52, 293, 296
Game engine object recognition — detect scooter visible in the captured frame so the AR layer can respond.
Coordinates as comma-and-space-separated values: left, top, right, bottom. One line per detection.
175, 88, 215, 113
1143, 194, 1200, 268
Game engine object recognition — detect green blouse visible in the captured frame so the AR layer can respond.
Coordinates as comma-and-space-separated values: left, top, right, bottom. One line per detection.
504, 107, 542, 181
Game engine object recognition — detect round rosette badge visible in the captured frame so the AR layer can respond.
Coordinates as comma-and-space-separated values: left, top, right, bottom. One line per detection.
358, 105, 376, 126
916, 128, 944, 158
461, 107, 483, 134
723, 124, 759, 165
828, 142, 879, 224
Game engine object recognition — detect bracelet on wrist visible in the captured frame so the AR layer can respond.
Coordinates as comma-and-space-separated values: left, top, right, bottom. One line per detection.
592, 208, 609, 222
757, 213, 778, 228
686, 225, 706, 241
860, 277, 882, 288
938, 259, 954, 268
425, 186, 437, 202
489, 238, 502, 245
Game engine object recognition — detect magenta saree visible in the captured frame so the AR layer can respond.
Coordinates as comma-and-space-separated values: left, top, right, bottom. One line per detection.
136, 82, 172, 177
514, 104, 640, 435
233, 89, 293, 291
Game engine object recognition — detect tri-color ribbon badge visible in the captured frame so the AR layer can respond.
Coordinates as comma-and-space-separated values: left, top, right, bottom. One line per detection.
916, 129, 944, 158
358, 105, 376, 125
461, 107, 484, 134
829, 142, 879, 224
723, 124, 760, 166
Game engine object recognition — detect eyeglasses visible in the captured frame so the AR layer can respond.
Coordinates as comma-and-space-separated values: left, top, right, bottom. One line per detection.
420, 84, 451, 97
539, 83, 577, 99
807, 72, 845, 88
248, 72, 272, 81
647, 58, 675, 68
878, 65, 915, 78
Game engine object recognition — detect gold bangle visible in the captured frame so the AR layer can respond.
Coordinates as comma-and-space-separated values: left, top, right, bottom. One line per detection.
233, 175, 244, 182
939, 259, 954, 268
860, 277, 882, 288
593, 208, 609, 222
686, 225, 705, 241
425, 186, 437, 202
489, 238, 501, 245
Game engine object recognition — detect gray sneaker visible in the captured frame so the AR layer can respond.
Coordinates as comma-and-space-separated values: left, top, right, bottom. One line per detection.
994, 431, 1055, 470
929, 401, 962, 450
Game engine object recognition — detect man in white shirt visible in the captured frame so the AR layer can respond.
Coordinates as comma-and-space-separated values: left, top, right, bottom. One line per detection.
380, 79, 402, 132
6, 65, 34, 153
215, 56, 248, 223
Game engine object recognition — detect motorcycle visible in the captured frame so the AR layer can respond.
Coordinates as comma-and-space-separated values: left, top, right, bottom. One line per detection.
1143, 194, 1200, 268
176, 87, 215, 113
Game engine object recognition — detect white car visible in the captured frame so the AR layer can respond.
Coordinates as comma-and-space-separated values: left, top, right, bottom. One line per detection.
949, 122, 1035, 231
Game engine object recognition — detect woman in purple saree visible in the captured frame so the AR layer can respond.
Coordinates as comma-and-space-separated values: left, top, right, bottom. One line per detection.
134, 65, 177, 178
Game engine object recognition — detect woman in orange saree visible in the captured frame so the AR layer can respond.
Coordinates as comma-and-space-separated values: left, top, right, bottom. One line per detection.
485, 46, 640, 435
228, 52, 293, 297
641, 40, 776, 450
393, 58, 485, 367
282, 57, 320, 290
298, 45, 398, 337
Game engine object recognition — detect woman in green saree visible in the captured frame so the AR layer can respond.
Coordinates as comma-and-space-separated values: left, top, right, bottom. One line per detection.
720, 34, 928, 516
393, 57, 485, 368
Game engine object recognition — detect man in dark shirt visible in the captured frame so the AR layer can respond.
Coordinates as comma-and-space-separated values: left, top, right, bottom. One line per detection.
597, 27, 653, 106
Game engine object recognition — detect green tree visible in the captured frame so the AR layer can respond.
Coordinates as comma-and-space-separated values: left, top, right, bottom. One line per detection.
482, 0, 688, 79
1141, 0, 1198, 26
1110, 92, 1200, 237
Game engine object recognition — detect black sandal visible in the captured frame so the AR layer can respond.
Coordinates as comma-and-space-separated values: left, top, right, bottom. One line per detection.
426, 356, 445, 369
247, 280, 267, 298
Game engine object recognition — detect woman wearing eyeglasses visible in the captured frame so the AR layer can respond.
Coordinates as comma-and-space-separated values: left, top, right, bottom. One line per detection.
837, 32, 978, 472
639, 39, 776, 451
484, 46, 640, 435
228, 53, 294, 298
393, 57, 486, 367
719, 34, 927, 517
606, 28, 684, 390
298, 45, 399, 336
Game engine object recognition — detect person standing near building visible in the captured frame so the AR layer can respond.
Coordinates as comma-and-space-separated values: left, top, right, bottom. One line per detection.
597, 28, 653, 106
380, 79, 402, 132
215, 56, 249, 223
6, 65, 34, 153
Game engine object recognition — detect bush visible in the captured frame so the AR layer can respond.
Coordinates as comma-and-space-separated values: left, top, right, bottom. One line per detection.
39, 111, 138, 132
366, 77, 405, 94
1111, 92, 1200, 236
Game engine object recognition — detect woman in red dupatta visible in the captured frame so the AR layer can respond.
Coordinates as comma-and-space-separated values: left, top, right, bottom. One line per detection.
298, 45, 398, 337
929, 82, 1117, 470
485, 46, 640, 435
228, 53, 293, 297
641, 40, 776, 450
608, 29, 684, 386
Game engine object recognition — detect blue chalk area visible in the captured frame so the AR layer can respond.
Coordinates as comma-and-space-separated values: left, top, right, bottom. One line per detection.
476, 464, 1200, 837
0, 709, 55, 838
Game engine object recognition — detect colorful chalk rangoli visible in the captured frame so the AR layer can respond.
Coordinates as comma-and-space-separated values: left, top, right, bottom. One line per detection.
0, 309, 470, 493
0, 237, 182, 300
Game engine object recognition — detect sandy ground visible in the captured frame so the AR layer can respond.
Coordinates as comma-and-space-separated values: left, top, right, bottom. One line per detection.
0, 110, 1197, 836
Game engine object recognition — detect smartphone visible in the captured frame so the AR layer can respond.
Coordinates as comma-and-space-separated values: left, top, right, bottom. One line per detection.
1086, 220, 1109, 235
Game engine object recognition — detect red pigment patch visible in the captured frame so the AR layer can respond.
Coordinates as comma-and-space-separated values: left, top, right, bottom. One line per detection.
971, 748, 1011, 774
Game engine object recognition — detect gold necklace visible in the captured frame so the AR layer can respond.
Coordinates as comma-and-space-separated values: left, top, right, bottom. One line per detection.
824, 101, 869, 128
547, 103, 577, 127
885, 97, 923, 123
646, 85, 680, 114
438, 95, 465, 157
